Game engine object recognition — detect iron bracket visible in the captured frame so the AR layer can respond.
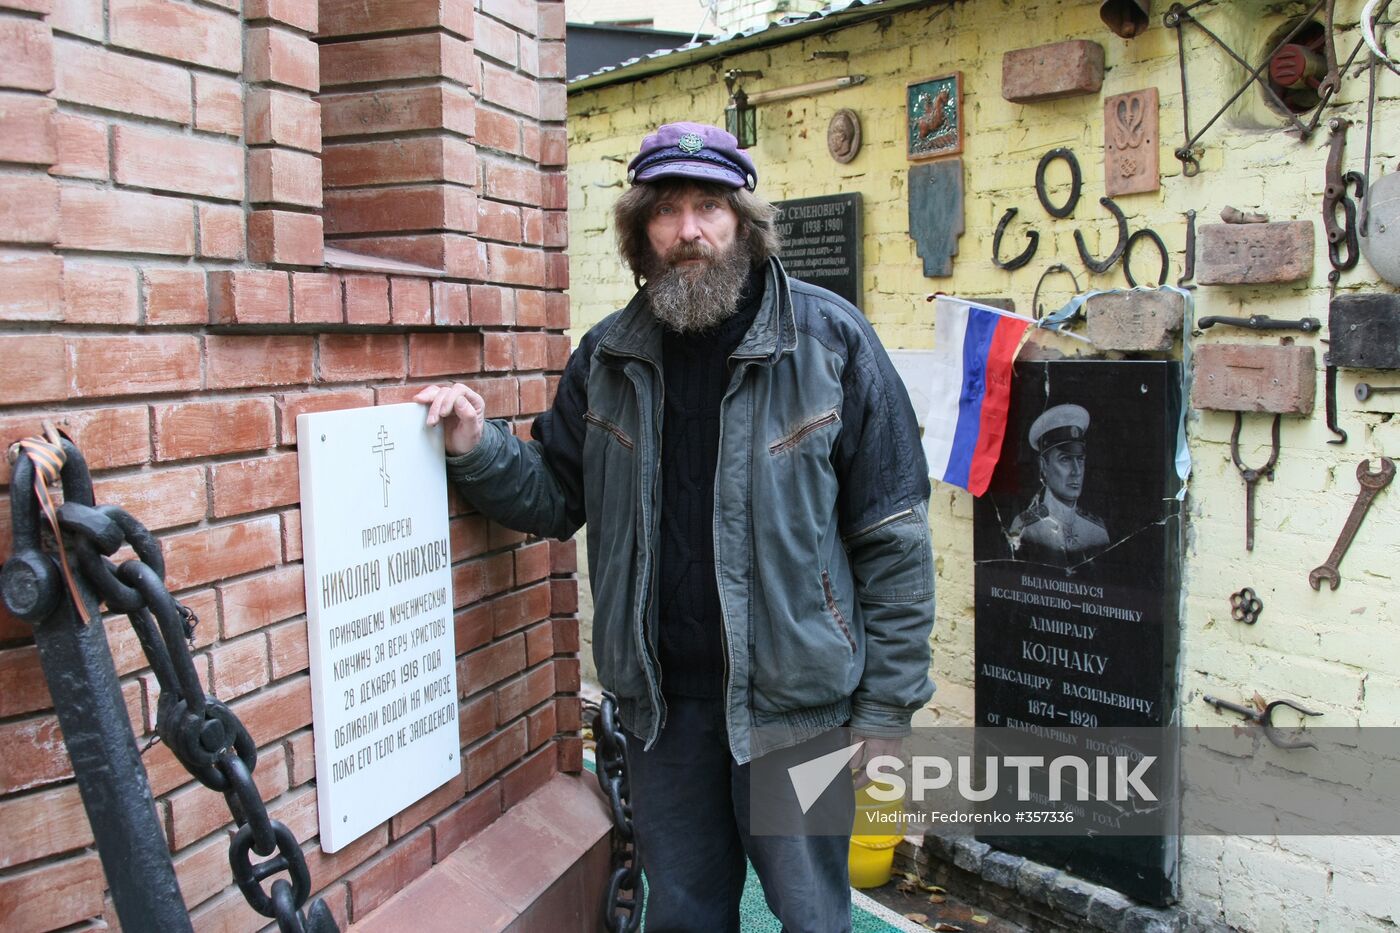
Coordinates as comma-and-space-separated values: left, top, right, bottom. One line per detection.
1163, 0, 1383, 174
1196, 315, 1322, 332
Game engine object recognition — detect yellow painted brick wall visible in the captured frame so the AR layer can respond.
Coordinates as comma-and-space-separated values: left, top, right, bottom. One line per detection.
569, 0, 1399, 927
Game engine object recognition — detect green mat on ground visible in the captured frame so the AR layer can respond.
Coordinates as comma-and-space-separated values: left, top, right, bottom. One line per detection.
585, 753, 921, 932
737, 860, 926, 932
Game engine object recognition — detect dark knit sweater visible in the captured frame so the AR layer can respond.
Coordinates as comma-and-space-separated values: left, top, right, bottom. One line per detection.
655, 268, 764, 698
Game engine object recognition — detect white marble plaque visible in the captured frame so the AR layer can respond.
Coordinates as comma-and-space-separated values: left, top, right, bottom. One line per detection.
297, 402, 458, 852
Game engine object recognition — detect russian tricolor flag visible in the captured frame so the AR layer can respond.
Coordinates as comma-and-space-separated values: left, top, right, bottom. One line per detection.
922, 297, 1034, 497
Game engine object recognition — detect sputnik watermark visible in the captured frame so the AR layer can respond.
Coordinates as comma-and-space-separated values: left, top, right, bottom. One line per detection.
788, 741, 866, 814
758, 726, 1400, 837
788, 742, 1156, 814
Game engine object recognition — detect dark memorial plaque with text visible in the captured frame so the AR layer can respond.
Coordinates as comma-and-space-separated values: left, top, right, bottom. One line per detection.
973, 360, 1182, 905
775, 194, 863, 307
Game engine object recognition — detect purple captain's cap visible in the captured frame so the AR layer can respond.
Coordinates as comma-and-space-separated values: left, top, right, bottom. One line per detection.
626, 122, 758, 192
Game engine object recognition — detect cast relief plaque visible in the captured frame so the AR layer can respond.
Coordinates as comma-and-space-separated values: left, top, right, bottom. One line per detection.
1104, 88, 1159, 197
299, 402, 459, 852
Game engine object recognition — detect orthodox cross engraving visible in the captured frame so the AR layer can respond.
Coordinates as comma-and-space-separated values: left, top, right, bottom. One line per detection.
372, 425, 394, 507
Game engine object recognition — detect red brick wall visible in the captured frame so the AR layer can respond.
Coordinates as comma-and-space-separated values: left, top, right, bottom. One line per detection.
0, 0, 579, 928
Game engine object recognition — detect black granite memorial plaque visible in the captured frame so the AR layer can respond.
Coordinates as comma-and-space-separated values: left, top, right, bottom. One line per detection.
775, 194, 862, 307
973, 360, 1182, 906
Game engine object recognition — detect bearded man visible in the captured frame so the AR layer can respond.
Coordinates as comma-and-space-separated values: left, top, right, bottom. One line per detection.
417, 123, 934, 932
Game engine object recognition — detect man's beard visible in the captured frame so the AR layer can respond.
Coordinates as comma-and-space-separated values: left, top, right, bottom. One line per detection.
643, 238, 752, 334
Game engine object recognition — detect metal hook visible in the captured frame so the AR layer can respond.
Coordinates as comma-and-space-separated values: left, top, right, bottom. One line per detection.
1175, 145, 1201, 177
1074, 196, 1129, 275
1177, 209, 1198, 289
1031, 263, 1082, 321
991, 207, 1039, 270
1327, 172, 1366, 282
1324, 349, 1347, 445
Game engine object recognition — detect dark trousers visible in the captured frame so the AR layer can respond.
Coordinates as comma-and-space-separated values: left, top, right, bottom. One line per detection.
625, 696, 853, 933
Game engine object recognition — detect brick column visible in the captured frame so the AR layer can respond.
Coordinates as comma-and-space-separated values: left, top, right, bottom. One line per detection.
247, 0, 325, 266
0, 0, 60, 330
0, 0, 576, 927
317, 0, 480, 277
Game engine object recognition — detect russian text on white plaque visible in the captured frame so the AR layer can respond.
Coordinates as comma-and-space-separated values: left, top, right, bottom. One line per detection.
298, 402, 459, 852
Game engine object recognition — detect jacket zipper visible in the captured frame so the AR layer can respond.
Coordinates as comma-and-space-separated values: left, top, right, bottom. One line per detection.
848, 507, 915, 541
713, 356, 763, 760
768, 409, 840, 454
612, 355, 665, 741
583, 411, 634, 449
639, 362, 665, 732
821, 570, 857, 652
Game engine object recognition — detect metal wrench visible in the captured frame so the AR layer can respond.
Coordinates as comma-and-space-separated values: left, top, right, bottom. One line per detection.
1308, 457, 1395, 590
1202, 695, 1322, 749
1318, 0, 1342, 100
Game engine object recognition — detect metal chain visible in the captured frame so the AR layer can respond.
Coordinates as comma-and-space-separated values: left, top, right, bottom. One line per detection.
37, 444, 339, 933
592, 693, 642, 932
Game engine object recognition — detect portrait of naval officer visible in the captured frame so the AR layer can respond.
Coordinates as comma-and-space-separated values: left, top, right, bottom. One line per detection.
1008, 403, 1110, 567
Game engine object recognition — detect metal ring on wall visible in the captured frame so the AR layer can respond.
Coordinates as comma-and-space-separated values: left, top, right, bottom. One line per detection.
1031, 263, 1082, 320
1035, 148, 1083, 218
992, 207, 1039, 270
1123, 228, 1170, 287
1074, 196, 1129, 274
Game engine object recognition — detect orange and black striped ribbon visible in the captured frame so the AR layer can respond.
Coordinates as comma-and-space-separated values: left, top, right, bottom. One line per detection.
13, 425, 90, 624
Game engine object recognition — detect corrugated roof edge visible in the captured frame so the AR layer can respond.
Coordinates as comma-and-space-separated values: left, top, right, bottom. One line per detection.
567, 0, 944, 92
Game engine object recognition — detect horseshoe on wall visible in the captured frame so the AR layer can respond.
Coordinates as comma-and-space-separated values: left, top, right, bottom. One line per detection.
1031, 262, 1082, 320
1035, 148, 1082, 218
1074, 196, 1129, 275
991, 207, 1039, 270
1123, 228, 1169, 287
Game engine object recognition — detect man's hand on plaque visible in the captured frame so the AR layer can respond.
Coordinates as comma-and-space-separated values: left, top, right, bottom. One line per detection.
415, 383, 486, 457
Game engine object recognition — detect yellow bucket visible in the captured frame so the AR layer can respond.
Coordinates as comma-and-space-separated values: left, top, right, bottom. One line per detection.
848, 781, 904, 889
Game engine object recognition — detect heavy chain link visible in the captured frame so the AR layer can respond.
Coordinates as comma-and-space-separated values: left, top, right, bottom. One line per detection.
24, 437, 338, 933
592, 693, 642, 932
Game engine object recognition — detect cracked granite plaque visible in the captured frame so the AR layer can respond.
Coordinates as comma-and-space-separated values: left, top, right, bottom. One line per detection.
775, 193, 863, 307
972, 360, 1182, 905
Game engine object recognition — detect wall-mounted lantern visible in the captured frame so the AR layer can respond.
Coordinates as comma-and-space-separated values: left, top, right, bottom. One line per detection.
725, 70, 762, 148
722, 68, 867, 149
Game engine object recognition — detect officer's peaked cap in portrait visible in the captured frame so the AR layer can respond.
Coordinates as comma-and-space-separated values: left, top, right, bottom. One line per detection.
1029, 404, 1090, 453
627, 122, 758, 192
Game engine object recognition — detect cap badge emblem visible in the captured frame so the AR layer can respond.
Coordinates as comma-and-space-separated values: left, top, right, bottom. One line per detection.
678, 133, 704, 154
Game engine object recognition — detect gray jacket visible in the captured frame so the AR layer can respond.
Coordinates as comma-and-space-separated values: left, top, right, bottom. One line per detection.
446, 257, 935, 762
